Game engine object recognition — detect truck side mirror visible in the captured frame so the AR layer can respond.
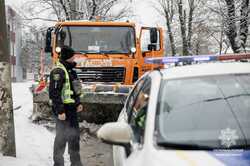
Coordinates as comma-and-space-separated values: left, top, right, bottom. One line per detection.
44, 27, 53, 53
150, 28, 158, 44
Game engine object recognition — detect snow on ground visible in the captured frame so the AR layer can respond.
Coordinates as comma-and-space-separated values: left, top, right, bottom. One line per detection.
0, 82, 69, 166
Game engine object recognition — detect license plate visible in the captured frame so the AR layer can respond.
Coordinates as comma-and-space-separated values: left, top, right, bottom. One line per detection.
78, 59, 112, 67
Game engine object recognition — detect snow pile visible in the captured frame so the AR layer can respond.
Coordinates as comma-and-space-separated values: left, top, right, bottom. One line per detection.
0, 82, 70, 166
0, 153, 30, 166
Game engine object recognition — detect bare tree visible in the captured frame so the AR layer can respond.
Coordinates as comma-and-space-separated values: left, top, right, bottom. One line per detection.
187, 0, 195, 50
199, 0, 228, 54
80, 0, 131, 21
224, 0, 249, 53
177, 0, 189, 55
225, 0, 238, 52
207, 0, 250, 53
239, 0, 249, 51
154, 0, 176, 56
0, 0, 16, 157
177, 0, 201, 55
24, 0, 131, 21
59, 0, 71, 20
22, 0, 65, 21
154, 0, 209, 55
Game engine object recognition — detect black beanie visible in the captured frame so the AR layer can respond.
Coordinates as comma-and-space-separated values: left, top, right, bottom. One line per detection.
60, 46, 75, 61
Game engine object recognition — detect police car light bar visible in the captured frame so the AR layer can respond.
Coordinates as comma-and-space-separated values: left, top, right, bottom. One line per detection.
145, 53, 250, 64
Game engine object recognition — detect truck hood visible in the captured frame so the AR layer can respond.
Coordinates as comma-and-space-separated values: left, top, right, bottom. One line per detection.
75, 54, 133, 67
74, 56, 134, 68
74, 53, 133, 60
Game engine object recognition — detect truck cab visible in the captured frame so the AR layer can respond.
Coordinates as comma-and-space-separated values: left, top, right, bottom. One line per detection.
45, 21, 164, 85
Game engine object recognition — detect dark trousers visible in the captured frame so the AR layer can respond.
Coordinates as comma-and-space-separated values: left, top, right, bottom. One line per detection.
53, 119, 83, 166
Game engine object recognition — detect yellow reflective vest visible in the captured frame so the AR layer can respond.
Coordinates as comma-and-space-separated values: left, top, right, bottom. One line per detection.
55, 61, 75, 104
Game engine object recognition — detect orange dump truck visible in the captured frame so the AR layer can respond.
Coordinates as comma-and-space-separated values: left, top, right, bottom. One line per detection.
33, 20, 164, 123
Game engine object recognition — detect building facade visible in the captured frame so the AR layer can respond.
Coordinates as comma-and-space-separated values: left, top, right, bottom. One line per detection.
6, 6, 23, 82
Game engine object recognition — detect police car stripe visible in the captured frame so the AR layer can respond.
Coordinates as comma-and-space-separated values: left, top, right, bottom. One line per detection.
174, 151, 225, 166
208, 150, 250, 166
175, 151, 197, 166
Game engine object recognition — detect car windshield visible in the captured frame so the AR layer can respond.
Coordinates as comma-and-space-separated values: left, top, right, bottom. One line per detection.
156, 74, 250, 150
56, 26, 135, 54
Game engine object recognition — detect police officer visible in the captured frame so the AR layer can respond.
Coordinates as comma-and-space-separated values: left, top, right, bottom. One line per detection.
49, 46, 83, 166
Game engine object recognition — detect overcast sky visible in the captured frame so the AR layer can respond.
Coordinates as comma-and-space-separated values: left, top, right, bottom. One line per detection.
5, 0, 164, 28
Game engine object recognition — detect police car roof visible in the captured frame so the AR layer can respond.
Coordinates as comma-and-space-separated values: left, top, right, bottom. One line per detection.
160, 62, 250, 80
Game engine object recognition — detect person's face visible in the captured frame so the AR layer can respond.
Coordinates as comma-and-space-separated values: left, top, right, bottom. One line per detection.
66, 55, 76, 63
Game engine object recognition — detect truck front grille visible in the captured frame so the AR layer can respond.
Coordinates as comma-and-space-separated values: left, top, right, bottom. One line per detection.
76, 67, 126, 83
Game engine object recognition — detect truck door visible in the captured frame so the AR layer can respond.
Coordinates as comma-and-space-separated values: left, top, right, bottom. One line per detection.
139, 27, 164, 73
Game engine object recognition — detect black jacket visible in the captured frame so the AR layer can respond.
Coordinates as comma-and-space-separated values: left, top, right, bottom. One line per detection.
49, 60, 81, 116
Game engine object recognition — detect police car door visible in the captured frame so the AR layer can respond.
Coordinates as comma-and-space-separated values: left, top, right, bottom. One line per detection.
113, 76, 151, 166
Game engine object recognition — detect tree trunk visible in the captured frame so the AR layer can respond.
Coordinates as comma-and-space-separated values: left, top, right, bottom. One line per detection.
239, 0, 249, 52
165, 10, 176, 56
219, 24, 224, 55
166, 19, 176, 56
59, 0, 71, 20
187, 0, 194, 53
157, 0, 176, 56
195, 39, 200, 55
0, 0, 16, 157
178, 0, 189, 55
89, 0, 97, 20
225, 0, 239, 53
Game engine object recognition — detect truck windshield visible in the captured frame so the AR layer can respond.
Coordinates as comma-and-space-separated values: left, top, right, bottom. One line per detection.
56, 26, 135, 54
156, 74, 250, 150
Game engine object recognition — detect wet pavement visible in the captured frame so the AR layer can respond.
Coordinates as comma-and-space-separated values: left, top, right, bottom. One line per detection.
80, 134, 113, 166
43, 120, 114, 166
79, 121, 114, 166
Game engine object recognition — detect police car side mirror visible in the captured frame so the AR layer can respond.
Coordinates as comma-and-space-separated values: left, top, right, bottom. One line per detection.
97, 122, 132, 146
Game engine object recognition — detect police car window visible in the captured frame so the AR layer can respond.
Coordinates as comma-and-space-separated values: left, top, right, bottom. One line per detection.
156, 74, 250, 149
129, 78, 151, 125
126, 78, 146, 114
128, 78, 151, 143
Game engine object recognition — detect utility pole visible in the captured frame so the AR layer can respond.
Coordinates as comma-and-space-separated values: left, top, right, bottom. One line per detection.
0, 0, 16, 157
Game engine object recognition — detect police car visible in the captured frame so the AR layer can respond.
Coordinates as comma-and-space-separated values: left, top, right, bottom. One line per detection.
98, 54, 250, 166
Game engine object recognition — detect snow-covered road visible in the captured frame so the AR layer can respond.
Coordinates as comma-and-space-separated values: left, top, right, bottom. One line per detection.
0, 82, 55, 166
0, 82, 113, 166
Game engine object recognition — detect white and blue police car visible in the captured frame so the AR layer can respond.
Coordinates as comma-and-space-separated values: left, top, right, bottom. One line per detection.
98, 54, 250, 166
